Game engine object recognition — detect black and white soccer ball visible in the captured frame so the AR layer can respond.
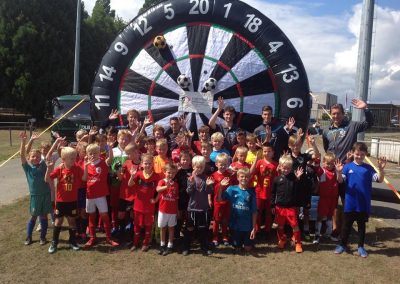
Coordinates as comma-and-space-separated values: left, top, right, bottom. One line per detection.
177, 74, 191, 89
153, 35, 167, 49
204, 77, 217, 91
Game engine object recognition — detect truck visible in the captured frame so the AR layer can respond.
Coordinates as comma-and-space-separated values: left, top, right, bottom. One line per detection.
50, 94, 92, 142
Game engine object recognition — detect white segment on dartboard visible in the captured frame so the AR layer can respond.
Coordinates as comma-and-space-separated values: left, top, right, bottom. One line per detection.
214, 49, 268, 93
197, 26, 233, 92
163, 26, 193, 91
120, 91, 177, 115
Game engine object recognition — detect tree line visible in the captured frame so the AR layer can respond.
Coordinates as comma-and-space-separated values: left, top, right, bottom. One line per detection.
0, 0, 128, 119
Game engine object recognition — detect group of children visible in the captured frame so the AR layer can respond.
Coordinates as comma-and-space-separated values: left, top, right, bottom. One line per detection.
20, 105, 386, 258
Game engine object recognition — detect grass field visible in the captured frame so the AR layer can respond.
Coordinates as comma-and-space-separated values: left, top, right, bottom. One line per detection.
0, 198, 399, 283
0, 129, 52, 162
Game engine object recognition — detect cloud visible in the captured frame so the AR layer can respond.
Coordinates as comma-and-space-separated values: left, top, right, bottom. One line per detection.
82, 0, 400, 104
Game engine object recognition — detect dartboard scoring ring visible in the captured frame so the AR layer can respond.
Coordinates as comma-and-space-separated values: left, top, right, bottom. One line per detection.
91, 0, 311, 133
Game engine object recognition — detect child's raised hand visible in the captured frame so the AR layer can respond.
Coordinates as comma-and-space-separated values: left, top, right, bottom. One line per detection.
89, 126, 98, 136
19, 131, 27, 140
206, 176, 215, 186
45, 157, 54, 167
30, 132, 40, 140
308, 135, 316, 146
346, 151, 353, 161
286, 117, 296, 131
295, 167, 304, 179
334, 159, 343, 172
217, 96, 224, 110
143, 116, 152, 126
108, 109, 119, 120
220, 177, 230, 187
378, 156, 387, 170
296, 128, 304, 141
130, 167, 137, 176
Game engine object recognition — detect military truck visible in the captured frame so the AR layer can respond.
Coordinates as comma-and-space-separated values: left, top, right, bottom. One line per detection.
50, 94, 92, 142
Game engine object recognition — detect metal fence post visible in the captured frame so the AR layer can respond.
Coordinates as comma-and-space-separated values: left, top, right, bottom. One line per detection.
9, 127, 12, 146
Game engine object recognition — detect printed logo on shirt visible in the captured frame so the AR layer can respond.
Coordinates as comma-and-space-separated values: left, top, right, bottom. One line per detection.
96, 167, 102, 174
348, 169, 354, 174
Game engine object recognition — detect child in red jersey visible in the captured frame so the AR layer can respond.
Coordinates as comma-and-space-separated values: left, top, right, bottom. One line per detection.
128, 153, 161, 251
74, 141, 88, 241
46, 145, 83, 253
211, 153, 236, 247
82, 143, 119, 248
193, 125, 210, 155
115, 143, 141, 243
313, 152, 343, 244
272, 154, 304, 253
156, 163, 179, 256
230, 146, 251, 172
250, 142, 278, 236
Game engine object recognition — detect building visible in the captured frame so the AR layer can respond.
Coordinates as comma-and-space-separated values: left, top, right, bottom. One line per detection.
310, 92, 338, 120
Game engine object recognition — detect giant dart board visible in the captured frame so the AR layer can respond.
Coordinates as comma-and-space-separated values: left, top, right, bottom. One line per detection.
91, 0, 311, 133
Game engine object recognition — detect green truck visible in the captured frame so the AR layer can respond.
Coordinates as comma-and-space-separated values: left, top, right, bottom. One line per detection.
50, 94, 92, 142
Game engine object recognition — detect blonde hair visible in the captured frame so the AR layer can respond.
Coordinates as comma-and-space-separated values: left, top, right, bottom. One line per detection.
86, 143, 100, 154
40, 141, 51, 149
288, 135, 298, 146
156, 138, 168, 147
279, 154, 293, 168
29, 149, 41, 156
61, 146, 77, 159
237, 167, 250, 177
216, 152, 229, 164
246, 133, 257, 143
200, 142, 212, 150
192, 155, 206, 168
76, 141, 88, 152
324, 152, 336, 163
235, 146, 248, 156
75, 129, 88, 141
117, 129, 131, 140
126, 109, 140, 120
124, 143, 139, 154
141, 153, 153, 163
211, 132, 224, 142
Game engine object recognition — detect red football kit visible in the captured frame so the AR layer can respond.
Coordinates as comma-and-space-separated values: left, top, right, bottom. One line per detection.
86, 160, 109, 199
230, 161, 250, 170
317, 167, 339, 217
157, 179, 179, 214
50, 164, 82, 202
119, 160, 140, 202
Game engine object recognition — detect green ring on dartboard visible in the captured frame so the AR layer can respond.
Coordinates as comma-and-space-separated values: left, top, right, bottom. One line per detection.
91, 0, 311, 133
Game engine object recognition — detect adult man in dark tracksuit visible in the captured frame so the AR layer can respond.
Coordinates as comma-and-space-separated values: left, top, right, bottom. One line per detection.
321, 98, 373, 238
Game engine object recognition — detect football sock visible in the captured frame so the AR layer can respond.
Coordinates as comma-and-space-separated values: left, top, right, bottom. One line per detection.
326, 220, 333, 235
53, 226, 62, 245
315, 221, 322, 236
39, 217, 48, 240
167, 242, 173, 248
26, 217, 36, 237
68, 228, 77, 244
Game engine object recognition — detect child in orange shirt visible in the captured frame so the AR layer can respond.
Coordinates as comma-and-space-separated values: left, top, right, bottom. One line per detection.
153, 138, 170, 176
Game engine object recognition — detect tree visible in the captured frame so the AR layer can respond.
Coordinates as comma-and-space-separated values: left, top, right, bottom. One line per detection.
139, 0, 165, 14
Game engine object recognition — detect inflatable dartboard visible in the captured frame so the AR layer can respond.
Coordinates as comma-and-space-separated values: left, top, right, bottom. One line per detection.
91, 0, 311, 133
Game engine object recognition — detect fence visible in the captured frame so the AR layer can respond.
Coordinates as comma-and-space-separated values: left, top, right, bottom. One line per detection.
0, 120, 36, 146
370, 137, 400, 164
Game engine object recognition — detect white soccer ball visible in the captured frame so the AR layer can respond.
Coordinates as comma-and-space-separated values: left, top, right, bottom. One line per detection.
204, 77, 217, 91
177, 74, 191, 89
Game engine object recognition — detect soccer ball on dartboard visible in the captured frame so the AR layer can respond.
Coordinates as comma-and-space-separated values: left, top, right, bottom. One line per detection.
177, 74, 191, 89
153, 35, 167, 49
204, 77, 217, 91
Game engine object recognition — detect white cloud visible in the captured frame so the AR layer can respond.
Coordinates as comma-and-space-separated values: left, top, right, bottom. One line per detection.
82, 0, 400, 104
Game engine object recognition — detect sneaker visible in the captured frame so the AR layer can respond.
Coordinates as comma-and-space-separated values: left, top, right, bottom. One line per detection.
334, 245, 346, 254
36, 223, 41, 232
106, 238, 119, 247
295, 243, 303, 253
84, 238, 96, 249
313, 235, 320, 244
158, 245, 166, 255
39, 238, 47, 245
182, 250, 189, 256
223, 239, 230, 246
358, 247, 368, 258
130, 245, 139, 252
48, 241, 57, 254
277, 239, 286, 249
212, 240, 219, 247
111, 227, 118, 237
24, 237, 33, 246
163, 247, 172, 256
69, 242, 80, 251
272, 223, 278, 229
141, 245, 149, 252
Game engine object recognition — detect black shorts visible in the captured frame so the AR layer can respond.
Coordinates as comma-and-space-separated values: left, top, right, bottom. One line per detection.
55, 201, 77, 218
186, 210, 211, 230
118, 199, 133, 212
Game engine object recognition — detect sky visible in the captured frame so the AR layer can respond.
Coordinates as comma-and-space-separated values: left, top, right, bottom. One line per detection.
82, 0, 400, 105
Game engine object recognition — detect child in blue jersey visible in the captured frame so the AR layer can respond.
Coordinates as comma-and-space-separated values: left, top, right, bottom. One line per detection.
218, 168, 257, 252
334, 142, 386, 258
210, 132, 230, 163
19, 132, 52, 246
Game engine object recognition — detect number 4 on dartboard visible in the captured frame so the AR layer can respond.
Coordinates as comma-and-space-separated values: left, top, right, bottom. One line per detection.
99, 66, 116, 82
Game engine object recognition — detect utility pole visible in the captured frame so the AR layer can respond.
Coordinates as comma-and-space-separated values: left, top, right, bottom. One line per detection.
73, 0, 81, 95
353, 0, 375, 141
